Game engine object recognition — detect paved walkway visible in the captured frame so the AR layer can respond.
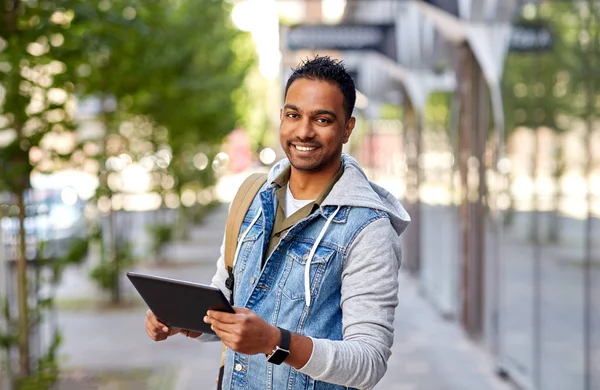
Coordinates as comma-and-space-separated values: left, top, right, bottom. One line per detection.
376, 274, 512, 390
51, 204, 514, 390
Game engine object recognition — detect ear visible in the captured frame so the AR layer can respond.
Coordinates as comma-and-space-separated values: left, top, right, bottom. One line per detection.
343, 117, 356, 144
279, 108, 283, 121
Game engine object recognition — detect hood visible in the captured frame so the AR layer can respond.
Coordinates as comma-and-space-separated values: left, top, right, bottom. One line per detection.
267, 153, 410, 236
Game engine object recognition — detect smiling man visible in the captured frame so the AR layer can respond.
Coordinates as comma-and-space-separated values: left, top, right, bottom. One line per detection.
145, 56, 410, 390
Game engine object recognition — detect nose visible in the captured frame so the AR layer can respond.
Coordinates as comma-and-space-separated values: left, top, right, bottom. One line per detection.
295, 117, 316, 140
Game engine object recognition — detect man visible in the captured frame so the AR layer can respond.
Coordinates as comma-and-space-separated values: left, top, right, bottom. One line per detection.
145, 56, 410, 389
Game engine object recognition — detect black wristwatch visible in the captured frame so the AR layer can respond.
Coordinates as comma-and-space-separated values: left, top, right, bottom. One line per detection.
266, 327, 291, 365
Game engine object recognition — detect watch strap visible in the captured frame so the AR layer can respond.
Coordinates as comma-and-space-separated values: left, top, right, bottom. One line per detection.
278, 327, 291, 351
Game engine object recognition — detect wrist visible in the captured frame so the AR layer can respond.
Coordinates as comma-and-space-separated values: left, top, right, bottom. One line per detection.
265, 325, 281, 355
181, 329, 201, 338
265, 327, 291, 365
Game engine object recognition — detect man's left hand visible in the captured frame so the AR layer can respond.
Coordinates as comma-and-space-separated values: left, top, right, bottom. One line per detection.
205, 307, 279, 355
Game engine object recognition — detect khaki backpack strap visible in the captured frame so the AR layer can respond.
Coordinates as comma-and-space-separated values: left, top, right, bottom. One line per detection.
224, 172, 267, 270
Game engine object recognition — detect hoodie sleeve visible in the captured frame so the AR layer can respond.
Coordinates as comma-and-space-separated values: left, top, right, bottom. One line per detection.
192, 238, 231, 343
210, 239, 233, 300
297, 217, 402, 389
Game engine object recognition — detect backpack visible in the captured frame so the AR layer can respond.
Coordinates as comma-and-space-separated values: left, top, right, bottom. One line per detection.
217, 172, 267, 389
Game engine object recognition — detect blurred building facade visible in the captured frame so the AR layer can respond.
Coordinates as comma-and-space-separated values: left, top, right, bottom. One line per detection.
280, 1, 599, 390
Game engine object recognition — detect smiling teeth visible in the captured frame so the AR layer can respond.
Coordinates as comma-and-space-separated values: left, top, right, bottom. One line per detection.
295, 145, 316, 151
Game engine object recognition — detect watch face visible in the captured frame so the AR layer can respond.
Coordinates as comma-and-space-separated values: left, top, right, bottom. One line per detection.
267, 347, 290, 365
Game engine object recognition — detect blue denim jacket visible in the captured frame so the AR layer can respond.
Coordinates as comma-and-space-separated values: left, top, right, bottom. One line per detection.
222, 192, 385, 389
218, 155, 410, 390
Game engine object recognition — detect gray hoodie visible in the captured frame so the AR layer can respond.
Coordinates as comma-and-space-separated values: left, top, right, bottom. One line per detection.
207, 154, 410, 389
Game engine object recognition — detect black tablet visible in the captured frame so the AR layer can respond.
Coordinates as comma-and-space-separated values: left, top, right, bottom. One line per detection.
127, 271, 234, 335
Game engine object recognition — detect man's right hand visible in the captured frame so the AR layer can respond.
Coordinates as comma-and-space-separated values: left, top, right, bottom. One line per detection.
145, 310, 202, 341
145, 310, 181, 341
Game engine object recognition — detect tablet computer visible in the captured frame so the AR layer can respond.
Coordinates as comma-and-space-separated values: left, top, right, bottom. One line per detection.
127, 271, 234, 335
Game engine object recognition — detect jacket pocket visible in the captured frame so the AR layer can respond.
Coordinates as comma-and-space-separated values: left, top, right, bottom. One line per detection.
279, 243, 335, 301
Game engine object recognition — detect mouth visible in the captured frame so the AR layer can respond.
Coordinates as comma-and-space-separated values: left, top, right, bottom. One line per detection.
291, 143, 319, 152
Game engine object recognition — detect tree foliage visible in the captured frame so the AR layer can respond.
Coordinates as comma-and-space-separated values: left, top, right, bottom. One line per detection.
0, 0, 82, 192
1, 0, 254, 384
502, 1, 600, 134
64, 0, 254, 192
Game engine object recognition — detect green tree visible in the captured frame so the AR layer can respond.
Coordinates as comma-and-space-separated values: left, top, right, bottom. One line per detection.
135, 0, 254, 192
0, 0, 87, 380
503, 2, 600, 133
1, 0, 254, 384
64, 0, 253, 301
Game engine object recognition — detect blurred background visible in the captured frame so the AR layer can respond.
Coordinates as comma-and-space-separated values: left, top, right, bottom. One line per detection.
0, 0, 598, 389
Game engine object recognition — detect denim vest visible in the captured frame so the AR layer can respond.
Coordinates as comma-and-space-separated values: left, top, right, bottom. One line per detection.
221, 184, 390, 390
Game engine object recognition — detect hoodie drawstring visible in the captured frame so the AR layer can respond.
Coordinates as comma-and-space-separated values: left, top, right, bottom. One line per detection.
233, 209, 262, 267
304, 206, 341, 307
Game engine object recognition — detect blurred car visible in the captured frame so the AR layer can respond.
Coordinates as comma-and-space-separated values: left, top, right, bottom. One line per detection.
1, 187, 87, 262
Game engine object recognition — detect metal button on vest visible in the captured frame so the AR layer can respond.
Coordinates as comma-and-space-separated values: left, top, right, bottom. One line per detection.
235, 363, 243, 372
250, 277, 255, 284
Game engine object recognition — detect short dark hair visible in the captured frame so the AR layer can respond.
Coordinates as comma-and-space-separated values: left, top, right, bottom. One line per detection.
284, 56, 356, 120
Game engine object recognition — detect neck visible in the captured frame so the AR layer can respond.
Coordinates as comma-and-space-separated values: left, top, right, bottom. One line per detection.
288, 159, 341, 200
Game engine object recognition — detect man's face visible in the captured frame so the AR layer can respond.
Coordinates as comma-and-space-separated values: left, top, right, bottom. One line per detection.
280, 78, 355, 173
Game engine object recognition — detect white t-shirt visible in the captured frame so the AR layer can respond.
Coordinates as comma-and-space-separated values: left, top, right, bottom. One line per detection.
285, 183, 314, 218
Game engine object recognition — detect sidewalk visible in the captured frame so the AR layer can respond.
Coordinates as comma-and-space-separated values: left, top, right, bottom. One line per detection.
53, 203, 513, 390
375, 273, 513, 390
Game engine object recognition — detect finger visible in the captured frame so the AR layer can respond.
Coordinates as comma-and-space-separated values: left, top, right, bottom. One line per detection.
211, 325, 225, 341
145, 325, 154, 339
212, 325, 236, 346
146, 320, 164, 335
146, 317, 170, 336
148, 314, 169, 332
146, 324, 166, 341
206, 310, 238, 324
147, 314, 170, 333
209, 320, 238, 336
214, 327, 248, 353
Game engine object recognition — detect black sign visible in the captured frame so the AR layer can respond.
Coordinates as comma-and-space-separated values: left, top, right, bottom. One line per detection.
510, 23, 553, 52
422, 0, 459, 17
286, 24, 396, 60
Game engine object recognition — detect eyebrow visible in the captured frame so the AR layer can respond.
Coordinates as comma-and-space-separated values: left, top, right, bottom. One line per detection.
283, 104, 337, 120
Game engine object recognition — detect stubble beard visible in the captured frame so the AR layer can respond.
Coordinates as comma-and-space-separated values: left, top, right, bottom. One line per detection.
285, 149, 322, 172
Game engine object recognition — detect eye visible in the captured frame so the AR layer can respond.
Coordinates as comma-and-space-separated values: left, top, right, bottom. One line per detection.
286, 113, 298, 119
315, 118, 331, 124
